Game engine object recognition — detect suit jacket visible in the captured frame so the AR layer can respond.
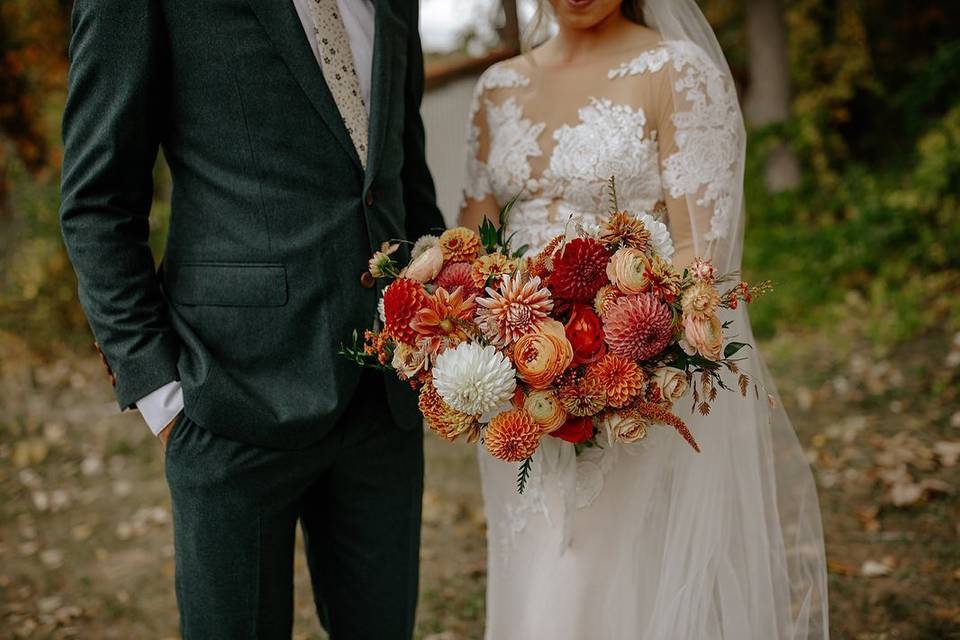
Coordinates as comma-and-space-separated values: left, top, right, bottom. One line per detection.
59, 0, 445, 448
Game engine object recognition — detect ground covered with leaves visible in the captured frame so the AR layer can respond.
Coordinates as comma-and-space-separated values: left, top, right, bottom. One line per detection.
0, 320, 958, 639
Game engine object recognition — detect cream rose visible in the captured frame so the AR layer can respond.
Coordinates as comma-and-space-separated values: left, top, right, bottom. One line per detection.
683, 313, 723, 361
652, 366, 689, 404
391, 342, 428, 380
601, 411, 649, 444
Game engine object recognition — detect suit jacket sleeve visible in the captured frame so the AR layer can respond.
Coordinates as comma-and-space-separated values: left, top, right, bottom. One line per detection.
59, 0, 181, 409
400, 1, 446, 241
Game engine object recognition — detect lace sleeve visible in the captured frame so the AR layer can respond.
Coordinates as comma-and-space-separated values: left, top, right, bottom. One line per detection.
458, 70, 498, 228
655, 41, 745, 270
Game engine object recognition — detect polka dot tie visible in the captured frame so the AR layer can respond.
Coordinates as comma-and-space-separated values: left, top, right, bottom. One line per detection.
308, 0, 369, 168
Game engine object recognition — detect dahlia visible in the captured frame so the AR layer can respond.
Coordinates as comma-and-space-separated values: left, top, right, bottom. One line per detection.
681, 281, 721, 320
587, 354, 645, 408
484, 409, 542, 462
600, 210, 651, 252
593, 284, 623, 317
557, 373, 607, 417
436, 262, 478, 297
475, 274, 553, 346
641, 254, 682, 303
439, 227, 481, 263
383, 278, 425, 345
636, 212, 674, 260
603, 293, 674, 361
411, 287, 476, 342
418, 382, 480, 443
548, 237, 610, 303
471, 253, 518, 289
410, 234, 440, 261
432, 342, 517, 416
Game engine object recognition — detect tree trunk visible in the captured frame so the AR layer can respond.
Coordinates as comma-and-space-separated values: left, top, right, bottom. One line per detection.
500, 0, 521, 53
745, 0, 801, 192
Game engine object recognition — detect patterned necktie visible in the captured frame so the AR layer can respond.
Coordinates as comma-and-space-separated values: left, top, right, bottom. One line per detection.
307, 0, 369, 168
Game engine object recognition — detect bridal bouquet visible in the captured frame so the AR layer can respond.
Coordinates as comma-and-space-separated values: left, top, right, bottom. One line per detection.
342, 179, 769, 492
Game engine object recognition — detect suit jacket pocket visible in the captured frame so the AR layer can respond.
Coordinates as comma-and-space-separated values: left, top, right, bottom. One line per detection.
165, 262, 288, 307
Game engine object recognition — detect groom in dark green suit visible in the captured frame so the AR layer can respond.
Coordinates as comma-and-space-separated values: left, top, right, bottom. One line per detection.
59, 0, 445, 637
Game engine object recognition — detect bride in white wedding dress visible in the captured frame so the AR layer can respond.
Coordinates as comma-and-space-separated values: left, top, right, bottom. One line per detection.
457, 1, 830, 638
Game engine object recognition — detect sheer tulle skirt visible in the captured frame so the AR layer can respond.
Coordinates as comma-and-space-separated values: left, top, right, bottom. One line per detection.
479, 306, 829, 639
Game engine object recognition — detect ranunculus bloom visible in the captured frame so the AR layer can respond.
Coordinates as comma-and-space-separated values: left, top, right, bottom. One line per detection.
652, 366, 688, 404
564, 303, 606, 366
550, 416, 595, 444
523, 389, 567, 433
683, 312, 723, 361
606, 247, 647, 295
403, 245, 444, 283
513, 320, 574, 389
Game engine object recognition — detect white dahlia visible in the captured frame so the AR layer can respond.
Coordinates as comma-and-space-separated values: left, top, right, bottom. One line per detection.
637, 213, 674, 260
432, 342, 517, 416
411, 234, 440, 261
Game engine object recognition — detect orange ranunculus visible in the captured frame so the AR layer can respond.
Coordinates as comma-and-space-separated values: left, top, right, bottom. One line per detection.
564, 303, 606, 366
682, 312, 723, 361
549, 416, 595, 444
513, 320, 574, 389
523, 389, 567, 433
606, 247, 647, 295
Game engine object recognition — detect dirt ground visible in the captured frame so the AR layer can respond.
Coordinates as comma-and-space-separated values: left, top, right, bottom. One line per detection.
1, 324, 958, 640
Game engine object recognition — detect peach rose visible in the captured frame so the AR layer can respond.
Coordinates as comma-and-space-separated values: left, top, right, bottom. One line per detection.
683, 313, 723, 361
600, 411, 649, 444
606, 247, 647, 295
523, 389, 568, 433
513, 320, 574, 389
681, 281, 720, 320
403, 245, 444, 283
651, 366, 688, 404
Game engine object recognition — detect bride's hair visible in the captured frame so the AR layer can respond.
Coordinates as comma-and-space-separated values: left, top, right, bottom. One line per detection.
524, 1, 647, 50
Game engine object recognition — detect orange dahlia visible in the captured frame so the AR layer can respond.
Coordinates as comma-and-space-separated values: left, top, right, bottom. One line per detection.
600, 210, 652, 252
484, 409, 542, 462
594, 284, 623, 317
383, 278, 425, 345
587, 354, 645, 408
557, 373, 607, 417
439, 227, 481, 263
471, 253, 518, 289
435, 262, 478, 297
418, 382, 480, 443
549, 238, 611, 303
475, 274, 553, 346
411, 286, 476, 342
641, 255, 682, 303
603, 293, 674, 361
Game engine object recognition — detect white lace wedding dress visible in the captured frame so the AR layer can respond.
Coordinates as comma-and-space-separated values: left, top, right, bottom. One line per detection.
459, 39, 829, 640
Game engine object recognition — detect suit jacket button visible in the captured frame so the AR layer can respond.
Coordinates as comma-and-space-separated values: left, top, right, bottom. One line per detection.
360, 271, 375, 289
365, 189, 374, 207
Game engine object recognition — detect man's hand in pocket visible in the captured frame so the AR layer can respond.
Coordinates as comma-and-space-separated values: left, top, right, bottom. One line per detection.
158, 413, 181, 447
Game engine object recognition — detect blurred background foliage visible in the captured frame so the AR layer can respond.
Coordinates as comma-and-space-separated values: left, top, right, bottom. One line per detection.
0, 0, 958, 350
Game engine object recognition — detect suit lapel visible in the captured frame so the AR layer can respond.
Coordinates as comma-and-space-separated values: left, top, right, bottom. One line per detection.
244, 0, 362, 169
365, 0, 406, 185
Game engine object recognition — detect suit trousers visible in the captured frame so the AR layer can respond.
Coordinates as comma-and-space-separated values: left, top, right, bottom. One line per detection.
164, 369, 423, 639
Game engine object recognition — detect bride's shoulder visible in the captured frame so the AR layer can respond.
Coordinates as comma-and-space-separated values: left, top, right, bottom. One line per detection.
473, 56, 533, 96
607, 38, 719, 82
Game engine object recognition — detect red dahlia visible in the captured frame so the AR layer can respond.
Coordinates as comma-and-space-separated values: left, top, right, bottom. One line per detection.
548, 238, 610, 304
383, 278, 425, 345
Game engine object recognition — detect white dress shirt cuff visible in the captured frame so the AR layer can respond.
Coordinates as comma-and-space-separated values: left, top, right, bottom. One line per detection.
135, 381, 184, 436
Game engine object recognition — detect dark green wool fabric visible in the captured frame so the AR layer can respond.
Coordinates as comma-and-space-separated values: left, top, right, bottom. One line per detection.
60, 0, 445, 449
